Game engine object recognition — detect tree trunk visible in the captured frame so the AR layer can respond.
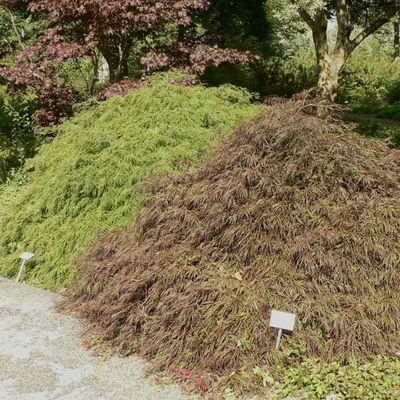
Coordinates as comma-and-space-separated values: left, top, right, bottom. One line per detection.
311, 9, 348, 103
394, 20, 400, 59
98, 54, 110, 85
98, 40, 130, 83
296, 0, 398, 104
316, 51, 347, 103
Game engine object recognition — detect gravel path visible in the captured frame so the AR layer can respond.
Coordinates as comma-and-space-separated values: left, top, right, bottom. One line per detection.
0, 278, 198, 400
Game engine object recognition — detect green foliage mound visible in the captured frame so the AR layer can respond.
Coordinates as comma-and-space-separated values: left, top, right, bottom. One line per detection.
0, 74, 258, 287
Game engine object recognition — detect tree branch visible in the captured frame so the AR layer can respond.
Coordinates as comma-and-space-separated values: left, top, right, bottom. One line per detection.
297, 7, 315, 30
350, 6, 399, 51
6, 8, 25, 49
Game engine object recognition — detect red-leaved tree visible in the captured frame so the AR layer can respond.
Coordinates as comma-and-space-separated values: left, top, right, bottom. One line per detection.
0, 0, 254, 124
0, 27, 88, 124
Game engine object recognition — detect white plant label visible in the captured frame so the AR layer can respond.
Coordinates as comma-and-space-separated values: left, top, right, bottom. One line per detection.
16, 252, 35, 282
269, 310, 296, 349
269, 310, 296, 331
19, 252, 35, 261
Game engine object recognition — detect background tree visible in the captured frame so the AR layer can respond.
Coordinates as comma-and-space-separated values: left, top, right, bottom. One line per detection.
0, 80, 36, 183
0, 0, 255, 124
200, 0, 271, 90
0, 28, 88, 124
201, 0, 270, 54
27, 0, 253, 83
0, 2, 44, 63
291, 0, 400, 102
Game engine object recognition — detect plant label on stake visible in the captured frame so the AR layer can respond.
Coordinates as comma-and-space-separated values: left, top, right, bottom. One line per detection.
269, 310, 296, 349
16, 252, 35, 283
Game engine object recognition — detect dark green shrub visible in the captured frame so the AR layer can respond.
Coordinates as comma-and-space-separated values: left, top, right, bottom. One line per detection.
0, 87, 37, 183
262, 51, 317, 97
338, 48, 400, 107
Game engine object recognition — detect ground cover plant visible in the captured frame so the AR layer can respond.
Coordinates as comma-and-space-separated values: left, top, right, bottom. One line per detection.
0, 73, 259, 287
66, 102, 400, 395
276, 356, 400, 400
342, 113, 400, 147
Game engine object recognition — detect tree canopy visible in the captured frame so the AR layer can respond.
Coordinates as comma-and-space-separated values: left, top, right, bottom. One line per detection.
291, 0, 400, 100
0, 0, 261, 123
1, 0, 400, 122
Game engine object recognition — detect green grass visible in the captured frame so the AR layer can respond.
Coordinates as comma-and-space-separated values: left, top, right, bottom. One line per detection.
375, 103, 400, 121
0, 73, 259, 288
352, 103, 400, 121
343, 112, 400, 146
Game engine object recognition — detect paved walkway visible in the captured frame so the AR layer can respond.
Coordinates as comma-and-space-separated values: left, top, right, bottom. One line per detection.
0, 278, 196, 400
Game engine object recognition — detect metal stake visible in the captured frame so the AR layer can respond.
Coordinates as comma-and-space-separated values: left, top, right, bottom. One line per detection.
16, 259, 26, 283
275, 328, 283, 349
